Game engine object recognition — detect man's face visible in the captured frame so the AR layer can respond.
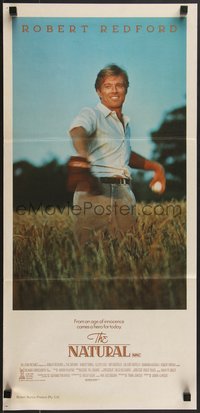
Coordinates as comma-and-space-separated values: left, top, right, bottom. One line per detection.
97, 75, 127, 111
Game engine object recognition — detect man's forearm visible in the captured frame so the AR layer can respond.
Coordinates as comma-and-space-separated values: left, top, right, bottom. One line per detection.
69, 126, 89, 159
129, 151, 166, 193
129, 151, 163, 172
67, 127, 103, 195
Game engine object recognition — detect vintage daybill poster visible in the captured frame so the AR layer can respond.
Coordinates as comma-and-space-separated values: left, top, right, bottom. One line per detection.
3, 2, 197, 410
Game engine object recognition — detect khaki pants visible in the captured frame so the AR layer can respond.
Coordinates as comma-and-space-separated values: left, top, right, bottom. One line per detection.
73, 183, 136, 243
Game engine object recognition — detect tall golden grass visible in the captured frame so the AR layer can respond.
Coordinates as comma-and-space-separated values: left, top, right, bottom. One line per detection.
13, 201, 186, 310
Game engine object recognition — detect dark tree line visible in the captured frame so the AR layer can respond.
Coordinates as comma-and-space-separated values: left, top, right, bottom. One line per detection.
13, 160, 72, 209
13, 104, 186, 208
132, 105, 186, 201
151, 105, 186, 200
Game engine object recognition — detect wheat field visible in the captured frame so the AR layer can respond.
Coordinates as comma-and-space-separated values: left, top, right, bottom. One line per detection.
13, 201, 186, 310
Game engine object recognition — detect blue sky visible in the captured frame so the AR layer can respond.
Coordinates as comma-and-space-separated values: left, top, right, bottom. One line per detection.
13, 17, 186, 165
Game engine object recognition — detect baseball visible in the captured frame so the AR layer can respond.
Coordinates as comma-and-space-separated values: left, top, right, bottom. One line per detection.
151, 181, 162, 193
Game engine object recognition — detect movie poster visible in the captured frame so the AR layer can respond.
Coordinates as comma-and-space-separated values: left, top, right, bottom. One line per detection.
3, 3, 197, 410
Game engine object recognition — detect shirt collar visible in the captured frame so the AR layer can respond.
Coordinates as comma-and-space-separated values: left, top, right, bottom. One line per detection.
96, 102, 130, 126
96, 102, 112, 117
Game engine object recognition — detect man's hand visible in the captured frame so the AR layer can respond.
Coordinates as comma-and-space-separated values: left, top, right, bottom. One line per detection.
66, 156, 103, 195
149, 163, 166, 194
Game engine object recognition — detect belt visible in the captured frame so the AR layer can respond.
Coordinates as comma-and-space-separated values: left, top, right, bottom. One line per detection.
99, 177, 130, 185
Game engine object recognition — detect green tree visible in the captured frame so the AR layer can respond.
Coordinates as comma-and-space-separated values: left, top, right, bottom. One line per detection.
151, 105, 186, 199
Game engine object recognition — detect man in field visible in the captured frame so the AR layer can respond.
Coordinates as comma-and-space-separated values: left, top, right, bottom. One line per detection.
67, 64, 166, 242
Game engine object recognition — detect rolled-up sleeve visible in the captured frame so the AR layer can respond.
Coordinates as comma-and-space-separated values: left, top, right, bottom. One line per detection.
69, 107, 97, 136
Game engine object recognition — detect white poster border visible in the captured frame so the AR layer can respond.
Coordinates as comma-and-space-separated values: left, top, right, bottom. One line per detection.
3, 3, 197, 411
